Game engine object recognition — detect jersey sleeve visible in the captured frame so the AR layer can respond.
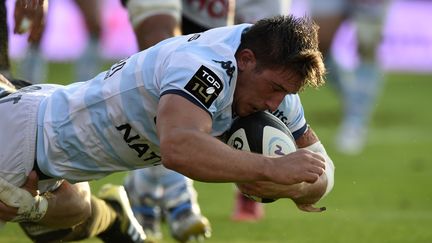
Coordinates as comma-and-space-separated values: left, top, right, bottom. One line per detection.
159, 50, 235, 117
275, 94, 307, 140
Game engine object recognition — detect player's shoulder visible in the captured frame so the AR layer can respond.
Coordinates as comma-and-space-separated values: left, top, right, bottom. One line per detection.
280, 93, 301, 107
165, 38, 238, 89
184, 24, 250, 51
275, 94, 304, 122
176, 57, 235, 111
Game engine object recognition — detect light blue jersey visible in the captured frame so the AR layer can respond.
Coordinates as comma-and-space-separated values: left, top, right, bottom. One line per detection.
272, 94, 307, 140
34, 23, 307, 183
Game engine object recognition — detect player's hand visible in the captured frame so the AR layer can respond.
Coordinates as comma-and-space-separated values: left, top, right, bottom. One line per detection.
236, 180, 297, 199
237, 181, 326, 213
269, 149, 325, 185
236, 180, 319, 201
0, 171, 39, 221
295, 203, 326, 213
13, 0, 48, 42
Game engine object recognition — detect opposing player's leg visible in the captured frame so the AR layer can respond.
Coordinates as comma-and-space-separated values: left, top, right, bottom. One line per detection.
308, 0, 347, 93
125, 166, 211, 242
157, 167, 211, 242
125, 168, 163, 242
74, 0, 102, 81
123, 0, 181, 50
167, 202, 211, 243
231, 190, 264, 222
335, 1, 389, 154
18, 42, 47, 84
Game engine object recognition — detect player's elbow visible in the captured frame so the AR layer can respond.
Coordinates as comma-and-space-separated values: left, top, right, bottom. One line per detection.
159, 134, 186, 172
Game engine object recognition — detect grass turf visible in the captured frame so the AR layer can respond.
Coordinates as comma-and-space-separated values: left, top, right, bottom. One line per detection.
1, 63, 431, 242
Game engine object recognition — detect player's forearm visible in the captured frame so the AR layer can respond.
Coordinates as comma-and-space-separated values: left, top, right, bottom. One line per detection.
39, 182, 91, 228
237, 170, 327, 202
160, 128, 325, 186
160, 128, 270, 183
157, 95, 324, 185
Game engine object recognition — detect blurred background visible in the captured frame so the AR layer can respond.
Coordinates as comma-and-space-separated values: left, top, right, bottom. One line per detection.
2, 0, 432, 242
5, 0, 432, 73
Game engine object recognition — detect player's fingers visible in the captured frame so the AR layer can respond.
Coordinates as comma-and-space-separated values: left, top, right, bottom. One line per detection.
296, 203, 326, 213
308, 165, 324, 176
311, 151, 325, 164
303, 172, 320, 184
308, 157, 325, 173
297, 149, 325, 168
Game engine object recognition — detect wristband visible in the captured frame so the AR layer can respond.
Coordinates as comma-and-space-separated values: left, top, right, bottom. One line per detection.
303, 141, 335, 198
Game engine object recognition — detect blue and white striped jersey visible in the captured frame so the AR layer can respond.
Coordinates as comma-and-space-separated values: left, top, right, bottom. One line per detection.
34, 24, 307, 183
272, 94, 307, 140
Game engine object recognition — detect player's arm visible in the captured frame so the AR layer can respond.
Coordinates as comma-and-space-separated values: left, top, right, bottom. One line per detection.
292, 126, 335, 211
237, 126, 335, 212
0, 171, 91, 228
156, 94, 325, 185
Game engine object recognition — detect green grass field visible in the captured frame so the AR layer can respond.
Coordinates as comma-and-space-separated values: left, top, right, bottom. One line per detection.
1, 62, 431, 242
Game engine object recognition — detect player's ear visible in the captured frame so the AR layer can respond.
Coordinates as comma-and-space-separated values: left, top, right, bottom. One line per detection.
236, 49, 256, 71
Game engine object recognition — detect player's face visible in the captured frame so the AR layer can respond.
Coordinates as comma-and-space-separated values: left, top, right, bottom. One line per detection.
234, 66, 301, 117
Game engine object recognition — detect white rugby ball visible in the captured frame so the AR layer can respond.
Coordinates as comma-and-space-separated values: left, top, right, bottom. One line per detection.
226, 111, 297, 203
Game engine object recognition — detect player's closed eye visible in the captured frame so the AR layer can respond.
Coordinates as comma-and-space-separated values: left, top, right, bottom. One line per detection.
272, 82, 286, 93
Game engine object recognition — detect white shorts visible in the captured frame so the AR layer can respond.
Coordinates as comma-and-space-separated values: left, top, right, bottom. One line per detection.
235, 0, 284, 24
0, 85, 63, 193
125, 0, 181, 28
182, 0, 230, 28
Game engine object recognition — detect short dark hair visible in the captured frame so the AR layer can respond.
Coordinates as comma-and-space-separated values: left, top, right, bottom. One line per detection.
238, 15, 326, 89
